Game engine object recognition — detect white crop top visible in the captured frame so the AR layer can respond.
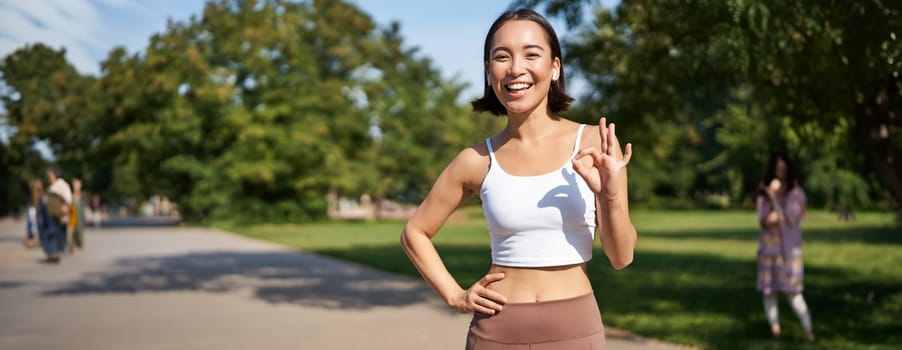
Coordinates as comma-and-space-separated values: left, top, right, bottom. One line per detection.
480, 124, 597, 267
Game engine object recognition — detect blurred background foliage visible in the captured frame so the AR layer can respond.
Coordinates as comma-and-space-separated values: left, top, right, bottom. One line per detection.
2, 0, 899, 222
523, 0, 900, 213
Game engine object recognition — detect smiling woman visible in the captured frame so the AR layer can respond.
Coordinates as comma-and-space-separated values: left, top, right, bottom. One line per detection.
401, 8, 637, 350
471, 10, 573, 116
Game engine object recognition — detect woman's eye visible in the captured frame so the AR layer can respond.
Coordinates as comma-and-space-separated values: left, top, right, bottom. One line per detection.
493, 55, 510, 61
527, 53, 541, 59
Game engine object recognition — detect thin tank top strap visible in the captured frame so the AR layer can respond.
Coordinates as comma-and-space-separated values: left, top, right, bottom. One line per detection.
485, 138, 497, 163
571, 124, 586, 157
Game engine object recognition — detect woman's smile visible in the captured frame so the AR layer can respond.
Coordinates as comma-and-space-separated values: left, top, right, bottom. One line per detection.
504, 82, 534, 98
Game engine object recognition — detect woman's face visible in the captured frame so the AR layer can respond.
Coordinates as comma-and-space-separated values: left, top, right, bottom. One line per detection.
486, 20, 560, 116
775, 158, 787, 181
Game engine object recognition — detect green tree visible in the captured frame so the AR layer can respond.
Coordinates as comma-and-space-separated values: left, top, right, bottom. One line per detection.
0, 138, 47, 215
90, 0, 493, 222
518, 0, 900, 211
0, 44, 99, 210
3, 0, 506, 222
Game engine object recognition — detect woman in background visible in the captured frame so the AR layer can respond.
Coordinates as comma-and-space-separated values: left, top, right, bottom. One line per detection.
67, 178, 86, 252
756, 152, 815, 341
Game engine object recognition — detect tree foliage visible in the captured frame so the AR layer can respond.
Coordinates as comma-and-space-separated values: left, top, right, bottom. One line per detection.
9, 0, 895, 219
0, 43, 97, 214
1, 0, 500, 222
518, 0, 901, 211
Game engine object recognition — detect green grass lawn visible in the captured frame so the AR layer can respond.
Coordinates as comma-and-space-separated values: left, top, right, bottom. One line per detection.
222, 208, 901, 349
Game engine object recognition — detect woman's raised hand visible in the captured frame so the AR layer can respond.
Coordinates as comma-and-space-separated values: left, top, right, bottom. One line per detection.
572, 117, 633, 199
766, 179, 783, 198
449, 272, 507, 315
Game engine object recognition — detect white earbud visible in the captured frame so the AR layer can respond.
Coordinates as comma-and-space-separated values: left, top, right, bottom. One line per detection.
552, 70, 558, 81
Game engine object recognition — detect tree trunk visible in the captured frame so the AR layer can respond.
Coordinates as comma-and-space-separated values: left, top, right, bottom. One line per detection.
854, 78, 902, 211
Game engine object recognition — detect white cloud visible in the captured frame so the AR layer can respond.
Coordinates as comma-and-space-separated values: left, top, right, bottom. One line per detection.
94, 0, 149, 13
0, 0, 150, 75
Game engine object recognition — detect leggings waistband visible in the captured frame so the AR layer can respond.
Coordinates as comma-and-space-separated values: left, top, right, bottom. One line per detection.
469, 293, 604, 344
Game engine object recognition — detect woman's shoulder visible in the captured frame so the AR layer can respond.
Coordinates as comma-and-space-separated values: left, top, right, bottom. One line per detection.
576, 122, 599, 133
458, 141, 489, 161
789, 184, 807, 198
572, 122, 601, 149
447, 141, 491, 181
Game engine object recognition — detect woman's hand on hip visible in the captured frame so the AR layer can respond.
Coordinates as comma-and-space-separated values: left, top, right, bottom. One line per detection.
449, 272, 507, 315
573, 117, 633, 199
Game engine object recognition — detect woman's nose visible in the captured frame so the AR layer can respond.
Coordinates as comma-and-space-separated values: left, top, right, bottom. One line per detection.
508, 56, 527, 76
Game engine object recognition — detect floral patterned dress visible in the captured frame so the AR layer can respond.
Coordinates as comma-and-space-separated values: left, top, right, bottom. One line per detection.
756, 187, 806, 294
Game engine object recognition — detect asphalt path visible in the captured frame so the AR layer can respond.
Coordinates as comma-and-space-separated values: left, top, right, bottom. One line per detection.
0, 217, 690, 350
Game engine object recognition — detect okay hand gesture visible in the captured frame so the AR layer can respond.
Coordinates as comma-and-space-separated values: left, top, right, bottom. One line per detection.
572, 117, 633, 199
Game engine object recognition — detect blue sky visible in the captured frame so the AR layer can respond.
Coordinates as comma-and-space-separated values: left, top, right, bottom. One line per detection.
0, 0, 615, 101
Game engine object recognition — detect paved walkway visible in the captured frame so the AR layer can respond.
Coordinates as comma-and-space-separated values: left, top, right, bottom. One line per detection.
0, 217, 690, 349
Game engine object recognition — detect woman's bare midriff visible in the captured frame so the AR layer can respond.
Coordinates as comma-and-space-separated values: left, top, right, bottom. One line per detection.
486, 263, 593, 303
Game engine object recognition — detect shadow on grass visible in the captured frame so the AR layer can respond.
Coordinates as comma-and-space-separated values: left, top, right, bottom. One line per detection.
42, 250, 442, 311
313, 243, 902, 349
588, 250, 901, 349
639, 226, 902, 246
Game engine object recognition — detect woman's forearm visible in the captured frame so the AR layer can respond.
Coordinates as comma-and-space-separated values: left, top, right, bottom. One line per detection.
400, 227, 463, 304
768, 196, 787, 224
768, 196, 783, 214
598, 195, 636, 269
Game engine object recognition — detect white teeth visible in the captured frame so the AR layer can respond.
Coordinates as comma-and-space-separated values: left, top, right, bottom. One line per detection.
507, 83, 531, 90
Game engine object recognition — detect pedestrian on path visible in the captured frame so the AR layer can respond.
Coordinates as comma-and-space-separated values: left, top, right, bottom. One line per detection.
67, 178, 86, 251
24, 179, 44, 249
39, 167, 71, 263
401, 9, 637, 350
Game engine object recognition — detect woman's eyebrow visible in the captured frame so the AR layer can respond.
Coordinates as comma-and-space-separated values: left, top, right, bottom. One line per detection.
491, 46, 511, 55
491, 44, 546, 54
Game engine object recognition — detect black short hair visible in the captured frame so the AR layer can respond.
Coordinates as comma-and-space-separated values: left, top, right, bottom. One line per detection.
471, 8, 574, 115
761, 152, 798, 193
47, 166, 63, 178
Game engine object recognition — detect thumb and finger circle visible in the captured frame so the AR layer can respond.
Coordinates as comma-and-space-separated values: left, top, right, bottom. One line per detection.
572, 158, 592, 178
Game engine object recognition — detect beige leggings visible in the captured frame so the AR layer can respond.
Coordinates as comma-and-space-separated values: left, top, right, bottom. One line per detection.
466, 293, 605, 350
